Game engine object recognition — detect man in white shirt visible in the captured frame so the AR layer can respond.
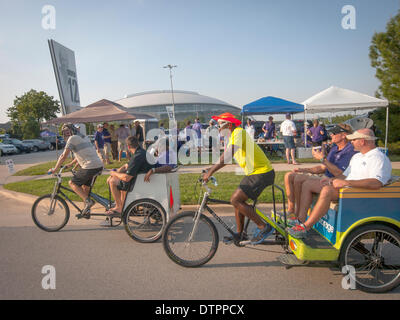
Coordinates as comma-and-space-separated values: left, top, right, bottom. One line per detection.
288, 128, 392, 238
280, 113, 298, 165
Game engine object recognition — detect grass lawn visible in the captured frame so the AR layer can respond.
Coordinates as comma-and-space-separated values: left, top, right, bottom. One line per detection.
4, 170, 400, 205
13, 160, 129, 176
13, 156, 319, 176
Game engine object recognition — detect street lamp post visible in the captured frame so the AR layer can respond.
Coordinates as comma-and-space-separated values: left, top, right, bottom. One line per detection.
163, 64, 177, 121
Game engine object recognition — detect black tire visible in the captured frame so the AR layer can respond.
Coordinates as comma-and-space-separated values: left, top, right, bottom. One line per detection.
123, 198, 167, 243
31, 194, 70, 232
339, 223, 400, 293
33, 146, 39, 152
162, 211, 219, 267
49, 144, 55, 151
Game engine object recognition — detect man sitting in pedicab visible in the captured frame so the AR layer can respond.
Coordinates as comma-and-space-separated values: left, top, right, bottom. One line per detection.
287, 128, 392, 238
106, 136, 153, 215
283, 123, 356, 226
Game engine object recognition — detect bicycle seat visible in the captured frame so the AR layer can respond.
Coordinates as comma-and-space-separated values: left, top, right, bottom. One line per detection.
89, 171, 103, 188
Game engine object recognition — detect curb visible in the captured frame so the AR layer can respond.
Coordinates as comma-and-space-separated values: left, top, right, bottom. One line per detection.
0, 186, 39, 205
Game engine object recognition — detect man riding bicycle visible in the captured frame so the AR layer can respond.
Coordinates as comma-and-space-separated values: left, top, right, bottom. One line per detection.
202, 112, 275, 244
48, 123, 103, 217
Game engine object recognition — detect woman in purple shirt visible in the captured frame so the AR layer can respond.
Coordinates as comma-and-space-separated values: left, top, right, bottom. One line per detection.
307, 119, 324, 146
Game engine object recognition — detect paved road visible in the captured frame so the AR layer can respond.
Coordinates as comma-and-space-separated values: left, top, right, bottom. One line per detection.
0, 191, 399, 300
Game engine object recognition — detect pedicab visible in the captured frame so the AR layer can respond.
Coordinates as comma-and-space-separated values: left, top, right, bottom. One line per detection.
162, 172, 400, 293
272, 176, 400, 293
32, 166, 181, 243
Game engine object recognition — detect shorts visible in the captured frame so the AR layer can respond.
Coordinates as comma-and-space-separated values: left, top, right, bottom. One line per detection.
104, 142, 111, 157
312, 141, 323, 147
239, 170, 275, 201
96, 148, 106, 162
117, 178, 136, 192
71, 167, 103, 187
283, 136, 295, 149
118, 140, 127, 152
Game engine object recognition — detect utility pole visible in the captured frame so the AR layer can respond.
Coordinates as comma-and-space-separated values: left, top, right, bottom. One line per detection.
163, 64, 177, 122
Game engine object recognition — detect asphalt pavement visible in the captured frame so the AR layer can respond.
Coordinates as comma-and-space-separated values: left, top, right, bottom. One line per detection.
1, 150, 400, 300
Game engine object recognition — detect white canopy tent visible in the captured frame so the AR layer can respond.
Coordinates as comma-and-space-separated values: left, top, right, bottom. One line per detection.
302, 86, 389, 150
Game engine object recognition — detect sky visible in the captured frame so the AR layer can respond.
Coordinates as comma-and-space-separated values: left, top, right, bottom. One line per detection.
0, 0, 399, 123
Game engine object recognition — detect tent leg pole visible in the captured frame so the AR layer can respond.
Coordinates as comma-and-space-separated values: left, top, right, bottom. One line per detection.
304, 109, 307, 147
385, 106, 389, 152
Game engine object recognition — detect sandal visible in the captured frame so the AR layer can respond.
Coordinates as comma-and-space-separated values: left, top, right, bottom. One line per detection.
105, 209, 122, 217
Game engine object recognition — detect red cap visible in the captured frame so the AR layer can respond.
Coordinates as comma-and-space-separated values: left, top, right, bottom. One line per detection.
211, 112, 242, 126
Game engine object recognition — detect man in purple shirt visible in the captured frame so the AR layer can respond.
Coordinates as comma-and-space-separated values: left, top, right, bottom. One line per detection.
307, 119, 325, 146
282, 123, 356, 225
192, 118, 202, 151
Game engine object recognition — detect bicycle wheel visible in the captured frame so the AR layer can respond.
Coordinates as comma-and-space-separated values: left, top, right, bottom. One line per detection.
339, 223, 400, 293
163, 211, 219, 267
123, 199, 167, 243
31, 194, 70, 232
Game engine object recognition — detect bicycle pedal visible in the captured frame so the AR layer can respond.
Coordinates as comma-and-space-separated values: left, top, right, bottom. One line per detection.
239, 240, 252, 246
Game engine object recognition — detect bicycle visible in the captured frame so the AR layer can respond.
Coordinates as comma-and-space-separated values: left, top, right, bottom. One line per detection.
31, 166, 122, 231
162, 172, 288, 267
31, 166, 167, 243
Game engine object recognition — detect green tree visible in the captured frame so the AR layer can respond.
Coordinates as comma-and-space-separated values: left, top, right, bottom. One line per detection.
7, 89, 60, 139
369, 11, 400, 102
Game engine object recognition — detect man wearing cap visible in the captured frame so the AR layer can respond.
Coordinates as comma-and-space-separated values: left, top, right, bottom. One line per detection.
283, 123, 356, 226
202, 112, 275, 245
280, 113, 298, 165
49, 124, 103, 217
288, 128, 392, 238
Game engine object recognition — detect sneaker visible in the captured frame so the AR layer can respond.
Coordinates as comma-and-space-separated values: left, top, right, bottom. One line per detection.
251, 225, 274, 245
272, 211, 298, 227
287, 223, 308, 239
82, 198, 95, 215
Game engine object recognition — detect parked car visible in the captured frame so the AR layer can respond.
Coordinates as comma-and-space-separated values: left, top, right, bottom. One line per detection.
0, 142, 18, 156
23, 139, 51, 152
1, 138, 32, 153
41, 136, 66, 150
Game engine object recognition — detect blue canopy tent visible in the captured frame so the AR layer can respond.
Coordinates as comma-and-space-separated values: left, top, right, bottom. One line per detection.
241, 96, 304, 116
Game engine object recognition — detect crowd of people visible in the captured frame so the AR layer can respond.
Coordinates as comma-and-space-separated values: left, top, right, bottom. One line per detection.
93, 120, 145, 164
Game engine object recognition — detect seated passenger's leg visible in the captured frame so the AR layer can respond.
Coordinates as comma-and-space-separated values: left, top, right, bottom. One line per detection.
293, 174, 317, 218
284, 171, 297, 214
303, 185, 339, 230
296, 178, 323, 223
108, 176, 123, 213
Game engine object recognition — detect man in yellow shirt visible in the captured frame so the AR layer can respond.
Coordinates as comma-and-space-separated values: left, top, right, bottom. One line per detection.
203, 112, 275, 244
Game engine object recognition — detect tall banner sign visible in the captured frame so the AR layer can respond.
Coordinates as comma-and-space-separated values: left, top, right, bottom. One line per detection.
48, 39, 81, 115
